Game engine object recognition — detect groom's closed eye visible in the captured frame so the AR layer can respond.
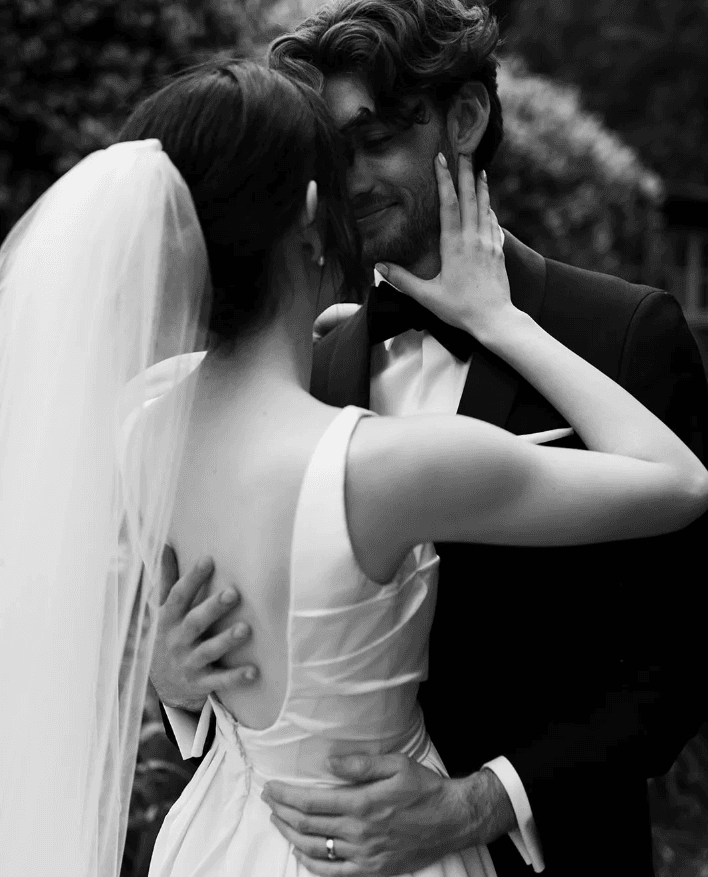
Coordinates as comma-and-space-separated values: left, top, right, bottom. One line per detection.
360, 133, 395, 153
346, 126, 396, 158
340, 108, 398, 156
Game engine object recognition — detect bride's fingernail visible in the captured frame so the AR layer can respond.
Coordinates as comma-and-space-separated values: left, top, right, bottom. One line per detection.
481, 170, 488, 181
437, 152, 447, 168
375, 262, 388, 277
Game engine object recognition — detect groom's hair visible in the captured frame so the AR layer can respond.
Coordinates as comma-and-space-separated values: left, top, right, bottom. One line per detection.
116, 60, 366, 342
268, 0, 503, 171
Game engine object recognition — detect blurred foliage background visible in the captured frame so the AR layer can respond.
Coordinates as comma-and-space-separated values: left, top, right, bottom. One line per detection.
489, 55, 662, 286
496, 0, 708, 189
1, 1, 706, 875
0, 0, 667, 284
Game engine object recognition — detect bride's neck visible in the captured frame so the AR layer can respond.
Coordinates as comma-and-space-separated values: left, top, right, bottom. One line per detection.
202, 296, 315, 408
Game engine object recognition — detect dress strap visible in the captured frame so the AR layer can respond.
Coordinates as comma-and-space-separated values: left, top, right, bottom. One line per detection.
289, 405, 374, 613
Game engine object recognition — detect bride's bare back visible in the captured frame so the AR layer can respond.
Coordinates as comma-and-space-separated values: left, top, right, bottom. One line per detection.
168, 376, 341, 730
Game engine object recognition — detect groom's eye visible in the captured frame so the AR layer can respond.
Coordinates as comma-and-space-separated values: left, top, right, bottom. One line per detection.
362, 134, 394, 152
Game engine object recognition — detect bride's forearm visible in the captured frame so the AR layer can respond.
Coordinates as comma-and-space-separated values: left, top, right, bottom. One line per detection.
471, 306, 704, 475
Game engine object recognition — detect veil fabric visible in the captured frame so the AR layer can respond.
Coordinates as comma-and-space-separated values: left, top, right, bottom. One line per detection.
0, 140, 210, 875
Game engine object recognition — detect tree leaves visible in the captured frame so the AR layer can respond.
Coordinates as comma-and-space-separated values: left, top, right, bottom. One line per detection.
0, 0, 248, 240
503, 0, 708, 187
491, 56, 663, 283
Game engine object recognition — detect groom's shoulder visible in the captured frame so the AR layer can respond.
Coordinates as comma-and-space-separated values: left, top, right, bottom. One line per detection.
506, 231, 674, 330
543, 252, 670, 319
534, 248, 689, 362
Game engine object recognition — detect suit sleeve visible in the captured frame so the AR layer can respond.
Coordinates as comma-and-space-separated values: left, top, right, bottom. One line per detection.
505, 290, 708, 849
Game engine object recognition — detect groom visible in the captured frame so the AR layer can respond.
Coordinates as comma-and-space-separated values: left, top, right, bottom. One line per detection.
151, 1, 708, 875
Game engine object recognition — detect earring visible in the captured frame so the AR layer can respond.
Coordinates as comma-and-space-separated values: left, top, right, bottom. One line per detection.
316, 254, 325, 268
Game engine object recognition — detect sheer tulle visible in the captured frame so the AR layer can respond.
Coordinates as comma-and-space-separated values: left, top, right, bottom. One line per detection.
0, 140, 210, 876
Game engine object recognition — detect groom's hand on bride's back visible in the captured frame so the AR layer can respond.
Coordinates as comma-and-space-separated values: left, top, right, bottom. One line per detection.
150, 547, 258, 713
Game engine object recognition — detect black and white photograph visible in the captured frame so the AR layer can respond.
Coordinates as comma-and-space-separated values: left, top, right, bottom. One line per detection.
0, 2, 707, 876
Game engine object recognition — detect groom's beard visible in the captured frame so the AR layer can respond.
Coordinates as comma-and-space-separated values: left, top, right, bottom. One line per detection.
359, 180, 439, 271
358, 158, 447, 273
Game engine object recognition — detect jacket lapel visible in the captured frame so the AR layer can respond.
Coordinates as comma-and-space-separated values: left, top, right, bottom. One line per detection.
456, 231, 547, 427
313, 232, 548, 421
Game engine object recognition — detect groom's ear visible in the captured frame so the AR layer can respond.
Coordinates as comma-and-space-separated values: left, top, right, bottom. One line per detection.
446, 81, 490, 160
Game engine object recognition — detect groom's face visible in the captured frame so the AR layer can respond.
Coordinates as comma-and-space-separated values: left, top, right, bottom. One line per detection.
323, 74, 451, 278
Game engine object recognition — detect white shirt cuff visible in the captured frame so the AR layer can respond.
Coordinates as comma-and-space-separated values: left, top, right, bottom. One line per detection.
483, 755, 545, 872
163, 701, 214, 760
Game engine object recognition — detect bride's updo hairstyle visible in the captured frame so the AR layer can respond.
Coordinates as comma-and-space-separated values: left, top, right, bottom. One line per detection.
117, 60, 365, 342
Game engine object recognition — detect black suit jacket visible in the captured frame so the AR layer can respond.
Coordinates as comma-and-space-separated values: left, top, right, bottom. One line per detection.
309, 232, 708, 876
162, 232, 708, 876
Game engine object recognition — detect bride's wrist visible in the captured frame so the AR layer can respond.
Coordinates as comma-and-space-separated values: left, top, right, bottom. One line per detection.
464, 304, 533, 350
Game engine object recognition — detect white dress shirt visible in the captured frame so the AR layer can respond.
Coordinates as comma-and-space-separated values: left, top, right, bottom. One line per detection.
369, 269, 544, 873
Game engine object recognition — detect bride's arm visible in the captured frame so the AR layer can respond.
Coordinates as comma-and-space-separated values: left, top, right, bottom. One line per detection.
345, 160, 708, 578
347, 402, 708, 580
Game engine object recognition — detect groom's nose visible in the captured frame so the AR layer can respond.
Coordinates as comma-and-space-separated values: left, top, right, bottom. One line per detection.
347, 150, 377, 202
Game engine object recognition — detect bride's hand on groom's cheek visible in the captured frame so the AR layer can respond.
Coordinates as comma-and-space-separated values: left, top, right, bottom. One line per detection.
149, 547, 258, 713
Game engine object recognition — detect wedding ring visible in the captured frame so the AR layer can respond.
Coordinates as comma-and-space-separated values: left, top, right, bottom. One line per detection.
326, 836, 337, 860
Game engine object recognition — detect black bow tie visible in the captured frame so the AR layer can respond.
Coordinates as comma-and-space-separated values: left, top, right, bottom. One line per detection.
367, 281, 477, 361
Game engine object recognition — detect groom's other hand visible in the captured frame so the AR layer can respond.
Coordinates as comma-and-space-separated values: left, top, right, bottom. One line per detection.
150, 547, 257, 712
262, 755, 516, 876
313, 303, 361, 343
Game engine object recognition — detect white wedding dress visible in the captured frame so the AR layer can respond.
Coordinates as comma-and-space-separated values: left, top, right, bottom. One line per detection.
149, 405, 496, 877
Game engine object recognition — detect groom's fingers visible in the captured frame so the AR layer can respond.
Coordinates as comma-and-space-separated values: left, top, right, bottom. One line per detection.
263, 781, 352, 816
184, 585, 241, 641
162, 556, 214, 623
159, 544, 180, 606
193, 619, 251, 667
269, 813, 357, 866
292, 850, 359, 877
268, 801, 344, 838
204, 664, 258, 692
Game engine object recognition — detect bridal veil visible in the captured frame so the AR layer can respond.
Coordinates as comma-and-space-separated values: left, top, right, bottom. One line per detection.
0, 140, 210, 875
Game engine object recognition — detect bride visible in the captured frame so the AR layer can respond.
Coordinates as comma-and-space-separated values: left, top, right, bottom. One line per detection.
0, 59, 706, 877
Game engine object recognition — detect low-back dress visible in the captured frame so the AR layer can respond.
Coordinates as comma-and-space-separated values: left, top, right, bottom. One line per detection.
148, 405, 495, 877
